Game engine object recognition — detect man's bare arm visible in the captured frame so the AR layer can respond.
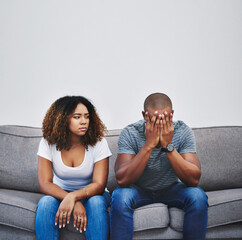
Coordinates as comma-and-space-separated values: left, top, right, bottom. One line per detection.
166, 151, 201, 186
115, 112, 161, 187
160, 111, 201, 186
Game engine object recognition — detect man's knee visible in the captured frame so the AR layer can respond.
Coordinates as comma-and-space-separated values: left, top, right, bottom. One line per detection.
184, 187, 208, 211
111, 187, 135, 211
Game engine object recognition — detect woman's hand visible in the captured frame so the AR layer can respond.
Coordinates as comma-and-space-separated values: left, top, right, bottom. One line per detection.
73, 201, 87, 233
55, 192, 76, 228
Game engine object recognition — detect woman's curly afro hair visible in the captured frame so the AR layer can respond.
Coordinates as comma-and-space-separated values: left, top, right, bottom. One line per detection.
42, 96, 106, 150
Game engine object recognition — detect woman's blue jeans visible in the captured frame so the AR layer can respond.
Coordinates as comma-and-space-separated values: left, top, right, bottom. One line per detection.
35, 191, 111, 240
110, 183, 208, 240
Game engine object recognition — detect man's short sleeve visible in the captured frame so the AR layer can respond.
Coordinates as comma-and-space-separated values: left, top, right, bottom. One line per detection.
179, 125, 196, 154
118, 128, 136, 155
37, 138, 52, 161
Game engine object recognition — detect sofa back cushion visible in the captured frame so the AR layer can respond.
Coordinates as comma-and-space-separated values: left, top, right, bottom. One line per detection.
0, 125, 42, 193
105, 130, 120, 193
0, 125, 120, 193
106, 126, 242, 192
1, 125, 242, 193
195, 126, 242, 191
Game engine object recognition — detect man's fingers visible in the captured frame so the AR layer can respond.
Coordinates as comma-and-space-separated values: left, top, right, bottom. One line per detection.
161, 114, 166, 131
170, 112, 173, 122
156, 114, 161, 127
160, 119, 164, 128
164, 111, 171, 129
144, 112, 150, 123
151, 111, 158, 127
168, 112, 174, 129
165, 112, 170, 126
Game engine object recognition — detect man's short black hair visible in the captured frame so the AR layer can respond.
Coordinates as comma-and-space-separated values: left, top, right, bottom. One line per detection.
144, 93, 172, 111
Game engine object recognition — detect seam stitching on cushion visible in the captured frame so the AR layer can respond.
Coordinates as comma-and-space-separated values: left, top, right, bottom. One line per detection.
0, 222, 34, 233
208, 198, 242, 207
135, 205, 167, 211
0, 132, 42, 138
207, 219, 242, 229
135, 223, 169, 232
192, 126, 242, 130
0, 202, 36, 213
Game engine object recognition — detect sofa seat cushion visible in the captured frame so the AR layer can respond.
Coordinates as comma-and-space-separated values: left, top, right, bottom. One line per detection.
169, 188, 242, 231
133, 203, 169, 231
0, 189, 43, 232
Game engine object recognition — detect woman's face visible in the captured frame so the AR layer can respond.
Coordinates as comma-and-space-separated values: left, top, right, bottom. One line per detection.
68, 103, 90, 137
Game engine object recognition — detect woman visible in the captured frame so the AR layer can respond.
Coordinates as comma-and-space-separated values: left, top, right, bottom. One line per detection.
35, 96, 112, 240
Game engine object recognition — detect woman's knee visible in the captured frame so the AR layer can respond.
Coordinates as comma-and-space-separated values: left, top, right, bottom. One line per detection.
37, 195, 60, 213
85, 194, 110, 213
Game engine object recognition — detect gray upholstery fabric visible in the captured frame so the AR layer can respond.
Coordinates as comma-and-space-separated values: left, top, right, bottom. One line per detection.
0, 224, 86, 240
133, 203, 169, 231
0, 224, 37, 240
194, 126, 242, 191
205, 222, 242, 239
106, 126, 242, 193
0, 126, 42, 193
0, 125, 42, 136
0, 189, 43, 232
105, 130, 120, 194
0, 189, 87, 239
133, 227, 182, 239
133, 222, 242, 239
1, 125, 242, 239
169, 188, 242, 231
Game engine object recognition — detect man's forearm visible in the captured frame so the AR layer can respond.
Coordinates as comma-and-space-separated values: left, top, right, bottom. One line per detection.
166, 150, 201, 186
115, 144, 153, 187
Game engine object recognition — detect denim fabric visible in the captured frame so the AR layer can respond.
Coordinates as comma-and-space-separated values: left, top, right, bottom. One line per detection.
35, 191, 111, 240
110, 183, 208, 240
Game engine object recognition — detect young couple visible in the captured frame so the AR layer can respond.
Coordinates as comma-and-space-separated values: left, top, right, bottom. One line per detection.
35, 93, 208, 240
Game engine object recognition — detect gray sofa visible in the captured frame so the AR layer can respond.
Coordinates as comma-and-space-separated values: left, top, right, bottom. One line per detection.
0, 125, 242, 239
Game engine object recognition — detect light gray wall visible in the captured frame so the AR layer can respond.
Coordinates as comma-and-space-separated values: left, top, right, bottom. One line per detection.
1, 0, 241, 130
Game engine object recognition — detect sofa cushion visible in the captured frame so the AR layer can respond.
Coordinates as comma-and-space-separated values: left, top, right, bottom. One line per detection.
0, 125, 121, 194
194, 126, 242, 191
0, 125, 42, 193
0, 224, 37, 240
0, 189, 43, 232
133, 203, 169, 231
169, 188, 242, 231
105, 130, 120, 193
0, 189, 87, 239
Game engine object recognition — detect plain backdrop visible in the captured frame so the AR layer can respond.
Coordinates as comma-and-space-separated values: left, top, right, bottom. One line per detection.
1, 0, 241, 130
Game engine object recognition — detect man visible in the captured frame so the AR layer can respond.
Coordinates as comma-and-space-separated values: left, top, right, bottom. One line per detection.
110, 93, 208, 240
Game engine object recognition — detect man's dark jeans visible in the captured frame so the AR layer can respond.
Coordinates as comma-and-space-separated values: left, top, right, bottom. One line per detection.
110, 182, 208, 240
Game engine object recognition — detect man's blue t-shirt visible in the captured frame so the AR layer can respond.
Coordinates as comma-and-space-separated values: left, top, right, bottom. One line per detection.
118, 120, 196, 191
